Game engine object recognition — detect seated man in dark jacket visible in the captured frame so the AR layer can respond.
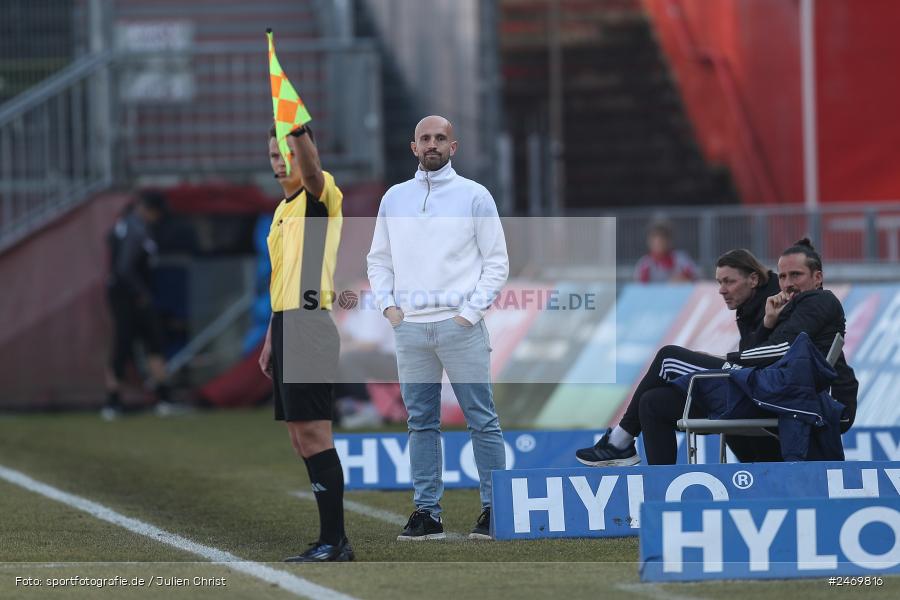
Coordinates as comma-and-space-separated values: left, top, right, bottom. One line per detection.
639, 238, 859, 464
723, 238, 858, 427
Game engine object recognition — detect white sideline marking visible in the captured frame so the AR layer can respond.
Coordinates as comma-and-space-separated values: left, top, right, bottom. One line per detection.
0, 465, 359, 600
616, 583, 703, 600
291, 491, 466, 540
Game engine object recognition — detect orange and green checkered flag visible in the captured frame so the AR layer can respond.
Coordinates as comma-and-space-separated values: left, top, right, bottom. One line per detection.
267, 28, 312, 175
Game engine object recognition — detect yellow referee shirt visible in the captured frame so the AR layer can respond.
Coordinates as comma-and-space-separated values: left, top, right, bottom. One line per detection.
267, 171, 343, 312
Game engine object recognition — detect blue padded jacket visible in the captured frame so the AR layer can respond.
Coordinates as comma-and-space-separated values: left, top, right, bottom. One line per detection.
673, 333, 846, 461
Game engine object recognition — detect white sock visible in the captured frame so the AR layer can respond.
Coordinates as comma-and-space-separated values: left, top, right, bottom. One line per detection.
608, 426, 634, 450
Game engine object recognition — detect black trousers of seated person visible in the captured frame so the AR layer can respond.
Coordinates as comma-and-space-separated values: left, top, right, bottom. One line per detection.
619, 345, 782, 464
620, 345, 725, 437
638, 385, 783, 465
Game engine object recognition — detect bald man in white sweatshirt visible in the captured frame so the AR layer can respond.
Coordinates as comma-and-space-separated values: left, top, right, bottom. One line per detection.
367, 115, 509, 542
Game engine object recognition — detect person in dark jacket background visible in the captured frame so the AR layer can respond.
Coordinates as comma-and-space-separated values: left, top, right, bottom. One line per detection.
725, 238, 858, 429
638, 238, 859, 464
576, 248, 781, 466
103, 191, 172, 420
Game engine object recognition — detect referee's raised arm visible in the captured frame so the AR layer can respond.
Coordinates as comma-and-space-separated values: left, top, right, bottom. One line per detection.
286, 126, 325, 198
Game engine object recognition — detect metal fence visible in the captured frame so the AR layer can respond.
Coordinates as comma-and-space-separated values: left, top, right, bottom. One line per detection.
114, 41, 382, 179
0, 0, 89, 103
563, 203, 900, 281
0, 40, 382, 251
0, 52, 116, 251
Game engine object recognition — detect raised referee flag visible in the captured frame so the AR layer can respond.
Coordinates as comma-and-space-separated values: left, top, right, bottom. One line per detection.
267, 28, 312, 175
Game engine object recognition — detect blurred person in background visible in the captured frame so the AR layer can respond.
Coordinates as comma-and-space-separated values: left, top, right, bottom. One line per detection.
103, 191, 175, 420
258, 124, 353, 562
243, 211, 276, 356
576, 248, 782, 465
634, 221, 699, 283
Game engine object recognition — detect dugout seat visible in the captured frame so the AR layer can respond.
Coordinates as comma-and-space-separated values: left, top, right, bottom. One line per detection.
677, 333, 844, 464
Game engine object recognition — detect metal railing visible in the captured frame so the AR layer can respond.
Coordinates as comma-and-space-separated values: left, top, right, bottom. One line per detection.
561, 202, 900, 281
114, 40, 382, 180
0, 0, 88, 104
0, 40, 382, 251
0, 51, 115, 252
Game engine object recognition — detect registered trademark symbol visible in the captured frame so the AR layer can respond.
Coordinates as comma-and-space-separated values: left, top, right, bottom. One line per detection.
732, 470, 754, 489
516, 434, 536, 452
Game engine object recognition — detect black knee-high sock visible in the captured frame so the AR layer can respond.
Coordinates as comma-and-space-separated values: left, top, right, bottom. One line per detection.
106, 390, 121, 409
304, 448, 345, 545
154, 382, 171, 403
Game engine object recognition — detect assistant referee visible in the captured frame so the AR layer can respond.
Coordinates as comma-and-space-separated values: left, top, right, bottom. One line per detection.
259, 124, 352, 562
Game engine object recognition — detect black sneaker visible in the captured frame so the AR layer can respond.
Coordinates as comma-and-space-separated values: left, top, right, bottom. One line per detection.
397, 509, 446, 541
468, 507, 492, 540
575, 428, 640, 467
284, 537, 355, 562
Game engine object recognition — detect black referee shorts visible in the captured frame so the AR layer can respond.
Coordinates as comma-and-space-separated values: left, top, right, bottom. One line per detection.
271, 309, 340, 422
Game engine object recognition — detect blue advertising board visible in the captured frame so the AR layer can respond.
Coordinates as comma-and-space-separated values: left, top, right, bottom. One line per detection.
837, 284, 900, 427
334, 430, 598, 489
640, 427, 900, 464
335, 428, 900, 490
490, 461, 900, 540
640, 497, 900, 581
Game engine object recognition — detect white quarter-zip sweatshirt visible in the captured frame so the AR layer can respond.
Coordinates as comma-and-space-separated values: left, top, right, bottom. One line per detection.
366, 161, 509, 324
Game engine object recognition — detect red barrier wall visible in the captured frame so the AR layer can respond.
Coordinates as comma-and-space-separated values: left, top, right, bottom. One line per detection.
0, 195, 131, 409
644, 0, 900, 205
817, 0, 900, 202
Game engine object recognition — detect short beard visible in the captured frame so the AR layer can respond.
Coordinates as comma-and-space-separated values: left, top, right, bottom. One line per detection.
419, 153, 449, 171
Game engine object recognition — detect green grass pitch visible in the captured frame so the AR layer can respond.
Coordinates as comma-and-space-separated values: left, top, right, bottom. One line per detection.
0, 408, 896, 599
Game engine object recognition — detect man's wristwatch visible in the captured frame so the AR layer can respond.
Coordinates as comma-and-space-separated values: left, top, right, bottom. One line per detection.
289, 126, 308, 138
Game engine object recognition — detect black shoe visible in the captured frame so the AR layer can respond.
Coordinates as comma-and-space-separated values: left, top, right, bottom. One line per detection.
575, 428, 640, 467
284, 537, 355, 562
397, 509, 446, 541
468, 507, 492, 540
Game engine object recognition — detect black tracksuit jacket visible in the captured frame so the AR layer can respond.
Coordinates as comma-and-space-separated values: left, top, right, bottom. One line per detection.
726, 287, 859, 429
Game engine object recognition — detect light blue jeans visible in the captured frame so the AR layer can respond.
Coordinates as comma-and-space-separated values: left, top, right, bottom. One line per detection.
393, 317, 505, 517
